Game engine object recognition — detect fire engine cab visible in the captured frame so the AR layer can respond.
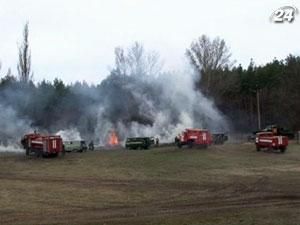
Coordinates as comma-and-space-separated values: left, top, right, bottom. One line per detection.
255, 131, 288, 153
176, 128, 212, 148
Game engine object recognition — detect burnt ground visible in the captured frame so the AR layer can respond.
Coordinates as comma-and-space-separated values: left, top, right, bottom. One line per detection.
0, 143, 300, 225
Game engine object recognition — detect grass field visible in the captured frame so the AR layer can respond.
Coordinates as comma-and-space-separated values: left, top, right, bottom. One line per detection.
0, 143, 300, 225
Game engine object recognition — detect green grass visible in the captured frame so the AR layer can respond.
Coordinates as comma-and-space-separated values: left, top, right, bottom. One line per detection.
0, 143, 300, 225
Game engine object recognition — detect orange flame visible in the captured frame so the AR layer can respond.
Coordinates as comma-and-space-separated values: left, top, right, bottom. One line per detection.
108, 131, 119, 146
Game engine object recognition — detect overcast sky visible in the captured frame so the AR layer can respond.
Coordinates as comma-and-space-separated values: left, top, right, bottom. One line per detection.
0, 0, 299, 84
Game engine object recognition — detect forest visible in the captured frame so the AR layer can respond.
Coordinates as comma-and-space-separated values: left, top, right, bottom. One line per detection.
0, 24, 299, 144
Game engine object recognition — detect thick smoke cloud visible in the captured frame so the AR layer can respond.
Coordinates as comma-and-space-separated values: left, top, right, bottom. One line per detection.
94, 70, 228, 144
56, 128, 82, 141
0, 70, 228, 147
0, 44, 228, 148
0, 103, 31, 146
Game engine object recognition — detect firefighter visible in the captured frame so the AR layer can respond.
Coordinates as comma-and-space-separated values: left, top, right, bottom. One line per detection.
88, 141, 94, 150
155, 137, 159, 146
174, 135, 179, 144
272, 127, 278, 135
176, 134, 182, 148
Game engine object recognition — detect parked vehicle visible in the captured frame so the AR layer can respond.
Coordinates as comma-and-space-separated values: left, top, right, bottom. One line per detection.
21, 133, 64, 157
63, 140, 87, 152
253, 124, 294, 139
176, 128, 212, 148
125, 137, 153, 150
212, 133, 228, 145
255, 131, 288, 153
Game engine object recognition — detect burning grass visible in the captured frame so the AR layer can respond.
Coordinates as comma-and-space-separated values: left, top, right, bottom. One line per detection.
0, 143, 300, 224
107, 130, 119, 146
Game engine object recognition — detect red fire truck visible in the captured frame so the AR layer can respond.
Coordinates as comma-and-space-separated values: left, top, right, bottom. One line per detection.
255, 132, 288, 153
176, 128, 212, 148
21, 133, 64, 157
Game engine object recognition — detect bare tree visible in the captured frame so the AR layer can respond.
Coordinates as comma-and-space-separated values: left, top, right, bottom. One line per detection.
186, 35, 233, 93
127, 42, 145, 76
114, 47, 128, 76
145, 50, 162, 76
112, 42, 162, 77
17, 22, 33, 83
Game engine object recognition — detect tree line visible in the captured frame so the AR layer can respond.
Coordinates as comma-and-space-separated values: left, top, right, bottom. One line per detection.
186, 35, 300, 132
0, 24, 299, 142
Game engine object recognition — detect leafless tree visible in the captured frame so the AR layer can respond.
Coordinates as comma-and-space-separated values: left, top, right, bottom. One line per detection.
112, 42, 162, 77
114, 47, 127, 76
127, 42, 145, 76
17, 22, 33, 83
186, 35, 234, 93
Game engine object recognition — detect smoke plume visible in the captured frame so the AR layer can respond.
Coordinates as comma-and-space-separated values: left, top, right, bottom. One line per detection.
0, 43, 229, 148
94, 70, 228, 144
0, 104, 31, 146
56, 128, 82, 141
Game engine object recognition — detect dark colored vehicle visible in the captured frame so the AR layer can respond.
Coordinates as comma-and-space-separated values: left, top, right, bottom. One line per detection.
212, 133, 228, 144
21, 133, 64, 157
125, 137, 152, 150
255, 131, 288, 153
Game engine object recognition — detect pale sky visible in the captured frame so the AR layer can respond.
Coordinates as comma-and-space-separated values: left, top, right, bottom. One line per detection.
0, 0, 299, 84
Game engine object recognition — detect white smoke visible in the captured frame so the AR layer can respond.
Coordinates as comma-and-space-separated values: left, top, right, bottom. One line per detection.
0, 104, 32, 146
56, 128, 82, 141
0, 145, 24, 153
94, 69, 228, 144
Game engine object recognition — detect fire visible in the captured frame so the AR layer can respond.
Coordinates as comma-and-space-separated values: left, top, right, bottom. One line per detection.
108, 130, 119, 146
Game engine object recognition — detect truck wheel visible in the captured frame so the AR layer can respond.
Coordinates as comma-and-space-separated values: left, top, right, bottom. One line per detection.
256, 146, 261, 152
37, 150, 42, 158
188, 141, 193, 148
177, 143, 182, 148
280, 147, 286, 153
